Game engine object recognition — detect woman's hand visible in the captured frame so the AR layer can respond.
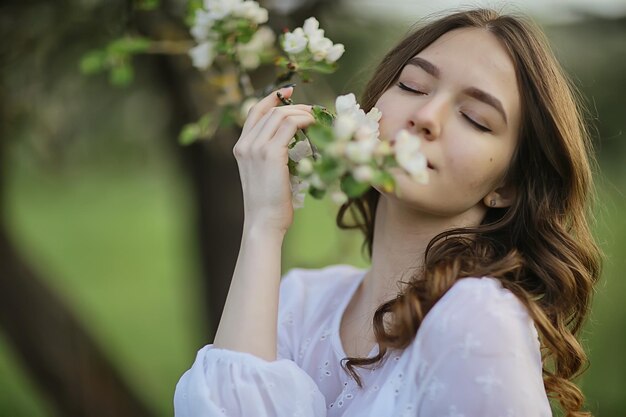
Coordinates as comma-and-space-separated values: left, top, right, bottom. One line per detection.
233, 86, 315, 235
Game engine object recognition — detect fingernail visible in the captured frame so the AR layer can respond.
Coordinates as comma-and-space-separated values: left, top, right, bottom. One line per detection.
279, 83, 296, 89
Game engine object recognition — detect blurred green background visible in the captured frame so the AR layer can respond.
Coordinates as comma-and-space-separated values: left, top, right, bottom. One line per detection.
1, 0, 625, 416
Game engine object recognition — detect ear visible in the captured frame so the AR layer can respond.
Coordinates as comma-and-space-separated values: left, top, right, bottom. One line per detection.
483, 183, 517, 209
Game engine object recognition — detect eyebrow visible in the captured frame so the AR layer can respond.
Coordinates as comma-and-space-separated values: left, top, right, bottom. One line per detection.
405, 57, 508, 125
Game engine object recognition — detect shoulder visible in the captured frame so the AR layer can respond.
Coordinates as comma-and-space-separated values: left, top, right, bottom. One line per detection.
412, 277, 551, 416
418, 277, 541, 358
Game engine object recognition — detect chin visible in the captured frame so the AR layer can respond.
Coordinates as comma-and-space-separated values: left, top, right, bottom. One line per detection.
373, 169, 427, 204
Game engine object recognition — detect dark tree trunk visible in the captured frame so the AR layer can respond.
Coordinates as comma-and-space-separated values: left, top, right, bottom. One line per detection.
0, 108, 156, 417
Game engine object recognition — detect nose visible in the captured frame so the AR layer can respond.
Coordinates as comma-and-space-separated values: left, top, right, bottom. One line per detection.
407, 96, 445, 141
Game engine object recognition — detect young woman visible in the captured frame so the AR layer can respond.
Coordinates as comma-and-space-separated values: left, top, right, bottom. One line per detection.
174, 8, 601, 417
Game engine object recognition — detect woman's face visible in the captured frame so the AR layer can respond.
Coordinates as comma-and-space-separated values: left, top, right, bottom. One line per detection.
373, 27, 522, 218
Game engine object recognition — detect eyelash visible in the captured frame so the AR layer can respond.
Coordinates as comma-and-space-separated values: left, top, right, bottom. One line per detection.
397, 82, 492, 133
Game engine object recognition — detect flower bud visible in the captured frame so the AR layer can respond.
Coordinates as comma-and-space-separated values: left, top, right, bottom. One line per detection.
326, 141, 347, 157
345, 139, 377, 164
310, 173, 326, 189
297, 158, 314, 175
302, 17, 320, 37
308, 36, 333, 61
189, 41, 217, 70
330, 190, 348, 205
325, 44, 345, 63
353, 165, 374, 182
374, 141, 392, 157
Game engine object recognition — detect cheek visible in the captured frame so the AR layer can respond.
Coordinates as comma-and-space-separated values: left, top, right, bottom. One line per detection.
444, 141, 504, 192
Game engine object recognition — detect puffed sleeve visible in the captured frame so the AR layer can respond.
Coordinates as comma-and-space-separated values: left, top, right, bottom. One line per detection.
414, 277, 552, 417
173, 269, 327, 417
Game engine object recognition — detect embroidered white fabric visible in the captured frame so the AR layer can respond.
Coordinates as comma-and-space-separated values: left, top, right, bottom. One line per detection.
174, 264, 552, 417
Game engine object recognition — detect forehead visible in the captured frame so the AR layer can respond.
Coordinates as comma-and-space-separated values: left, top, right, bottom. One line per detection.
405, 27, 520, 123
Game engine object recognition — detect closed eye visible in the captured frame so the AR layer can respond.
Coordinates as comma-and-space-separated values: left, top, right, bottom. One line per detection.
397, 82, 426, 95
461, 113, 491, 132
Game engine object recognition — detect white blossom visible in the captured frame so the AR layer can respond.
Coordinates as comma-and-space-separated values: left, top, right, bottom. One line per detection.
296, 158, 313, 175
190, 9, 215, 41
281, 17, 344, 65
354, 124, 377, 142
252, 25, 275, 45
393, 130, 429, 184
330, 190, 348, 205
326, 141, 347, 157
309, 172, 326, 189
345, 138, 378, 164
253, 7, 269, 24
290, 175, 310, 209
335, 93, 358, 116
353, 165, 374, 182
325, 43, 345, 63
288, 139, 313, 162
282, 28, 308, 54
302, 17, 323, 38
394, 130, 421, 154
233, 1, 268, 24
308, 36, 333, 61
189, 41, 217, 70
374, 140, 392, 157
366, 107, 382, 123
236, 26, 275, 69
333, 114, 357, 141
205, 0, 238, 20
238, 50, 260, 69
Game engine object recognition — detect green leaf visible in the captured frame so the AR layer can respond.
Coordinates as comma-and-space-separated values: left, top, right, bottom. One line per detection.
309, 186, 326, 199
107, 37, 152, 54
287, 158, 298, 176
312, 105, 335, 127
372, 170, 396, 193
109, 63, 134, 86
185, 0, 203, 25
219, 108, 236, 129
299, 71, 312, 82
79, 50, 108, 74
179, 123, 201, 146
305, 123, 333, 147
235, 18, 252, 30
237, 32, 254, 44
340, 174, 371, 198
316, 157, 343, 183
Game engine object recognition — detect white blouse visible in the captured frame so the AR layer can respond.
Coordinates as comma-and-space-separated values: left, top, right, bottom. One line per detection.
174, 264, 552, 417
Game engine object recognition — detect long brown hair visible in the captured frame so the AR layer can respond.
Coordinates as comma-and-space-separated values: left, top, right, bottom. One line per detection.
336, 8, 602, 417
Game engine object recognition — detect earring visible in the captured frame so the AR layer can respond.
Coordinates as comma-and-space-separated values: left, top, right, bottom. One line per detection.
490, 199, 497, 207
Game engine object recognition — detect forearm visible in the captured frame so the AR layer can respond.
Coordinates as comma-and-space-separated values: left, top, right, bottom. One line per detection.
212, 222, 285, 362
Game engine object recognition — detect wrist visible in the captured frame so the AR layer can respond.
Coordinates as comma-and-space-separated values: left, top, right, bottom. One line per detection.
243, 222, 287, 241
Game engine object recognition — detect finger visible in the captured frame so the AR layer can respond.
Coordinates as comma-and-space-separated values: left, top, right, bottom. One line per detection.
241, 86, 295, 136
250, 106, 314, 145
265, 114, 317, 154
240, 106, 312, 152
235, 108, 311, 158
240, 104, 313, 150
